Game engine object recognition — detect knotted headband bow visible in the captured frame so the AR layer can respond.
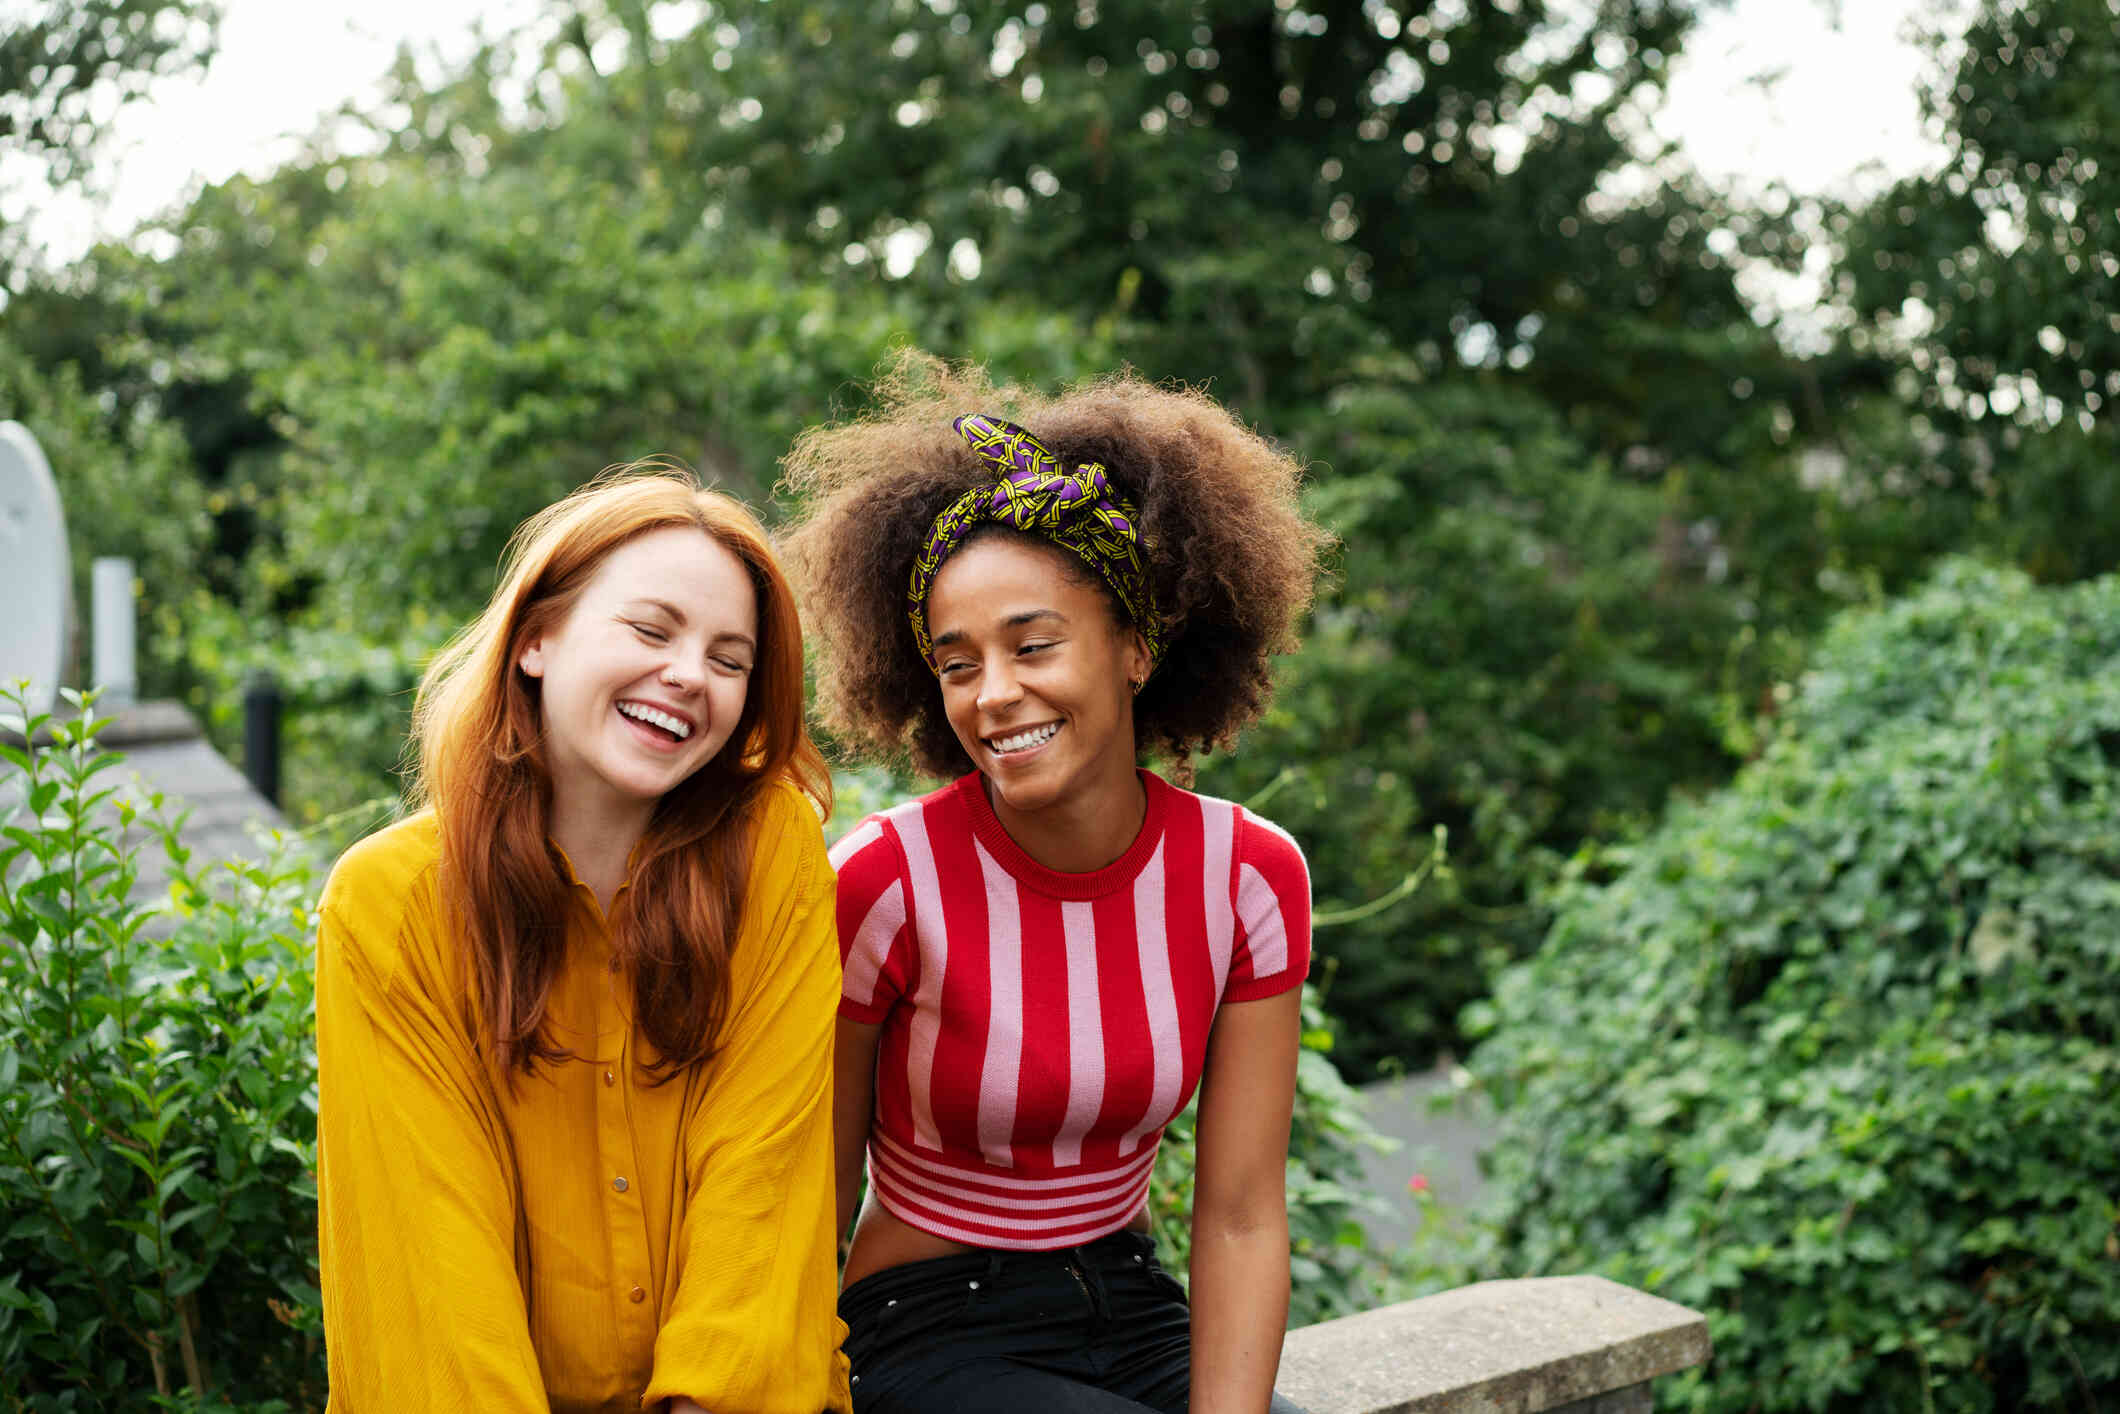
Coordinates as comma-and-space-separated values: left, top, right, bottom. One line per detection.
906, 413, 1163, 671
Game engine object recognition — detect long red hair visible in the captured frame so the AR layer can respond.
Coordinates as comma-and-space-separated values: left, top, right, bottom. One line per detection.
408, 466, 829, 1077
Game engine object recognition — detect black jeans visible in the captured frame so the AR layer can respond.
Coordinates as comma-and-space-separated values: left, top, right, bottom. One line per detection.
837, 1229, 1308, 1414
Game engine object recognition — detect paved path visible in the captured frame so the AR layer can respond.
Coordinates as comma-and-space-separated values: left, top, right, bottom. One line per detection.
1353, 1066, 1499, 1250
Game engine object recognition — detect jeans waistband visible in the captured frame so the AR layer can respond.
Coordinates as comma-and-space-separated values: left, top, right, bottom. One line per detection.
838, 1228, 1158, 1322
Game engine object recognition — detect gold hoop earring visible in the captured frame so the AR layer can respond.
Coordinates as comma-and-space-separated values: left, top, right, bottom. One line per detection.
1129, 677, 1145, 696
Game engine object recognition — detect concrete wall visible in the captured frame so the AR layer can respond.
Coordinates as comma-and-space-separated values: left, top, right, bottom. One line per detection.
1278, 1275, 1710, 1414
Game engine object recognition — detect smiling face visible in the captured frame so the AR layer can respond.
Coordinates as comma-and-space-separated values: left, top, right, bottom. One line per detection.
925, 532, 1149, 824
517, 524, 758, 821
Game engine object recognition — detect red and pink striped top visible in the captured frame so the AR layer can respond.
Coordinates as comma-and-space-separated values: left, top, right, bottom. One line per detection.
831, 770, 1312, 1250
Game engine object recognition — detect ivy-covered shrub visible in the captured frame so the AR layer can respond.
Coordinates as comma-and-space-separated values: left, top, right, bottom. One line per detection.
1, 690, 322, 1411
1465, 560, 2120, 1411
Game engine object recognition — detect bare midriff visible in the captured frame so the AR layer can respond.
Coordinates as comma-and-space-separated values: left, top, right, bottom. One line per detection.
840, 1196, 1155, 1291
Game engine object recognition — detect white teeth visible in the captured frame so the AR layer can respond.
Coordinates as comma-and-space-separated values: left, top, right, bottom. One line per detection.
989, 722, 1059, 754
617, 701, 691, 740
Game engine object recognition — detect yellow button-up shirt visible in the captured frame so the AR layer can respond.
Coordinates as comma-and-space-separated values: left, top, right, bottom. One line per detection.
315, 783, 851, 1413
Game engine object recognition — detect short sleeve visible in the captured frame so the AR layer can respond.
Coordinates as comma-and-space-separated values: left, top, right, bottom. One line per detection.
1225, 810, 1312, 1003
829, 816, 914, 1024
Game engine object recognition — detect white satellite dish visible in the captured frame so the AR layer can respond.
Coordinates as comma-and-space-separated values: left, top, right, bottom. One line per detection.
0, 421, 71, 721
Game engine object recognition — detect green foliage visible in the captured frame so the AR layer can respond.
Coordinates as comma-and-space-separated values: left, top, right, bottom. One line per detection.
416, 0, 1768, 437
1832, 0, 2119, 586
38, 147, 1116, 823
20, 0, 2107, 1086
1465, 561, 2120, 1412
1198, 379, 1812, 1074
0, 686, 322, 1409
1845, 0, 2117, 433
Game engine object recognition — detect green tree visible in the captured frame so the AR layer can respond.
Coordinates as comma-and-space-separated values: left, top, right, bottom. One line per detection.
0, 0, 220, 182
1194, 377, 1811, 1073
374, 0, 1772, 435
11, 0, 1874, 1072
1834, 0, 2119, 584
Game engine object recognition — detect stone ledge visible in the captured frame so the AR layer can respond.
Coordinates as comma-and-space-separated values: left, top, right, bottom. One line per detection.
2, 700, 202, 749
1277, 1275, 1710, 1414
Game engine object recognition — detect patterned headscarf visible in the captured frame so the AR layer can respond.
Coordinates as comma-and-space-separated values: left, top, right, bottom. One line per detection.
906, 413, 1163, 670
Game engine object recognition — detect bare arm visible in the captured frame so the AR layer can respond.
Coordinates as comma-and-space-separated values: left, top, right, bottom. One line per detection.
834, 1018, 884, 1249
1187, 986, 1303, 1414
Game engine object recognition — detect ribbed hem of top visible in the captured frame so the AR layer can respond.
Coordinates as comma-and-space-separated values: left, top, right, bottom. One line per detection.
952, 768, 1170, 901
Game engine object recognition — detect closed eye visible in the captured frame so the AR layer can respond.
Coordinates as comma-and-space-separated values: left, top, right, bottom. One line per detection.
630, 621, 669, 644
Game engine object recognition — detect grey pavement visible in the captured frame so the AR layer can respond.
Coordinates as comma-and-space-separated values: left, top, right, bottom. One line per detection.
3, 701, 289, 907
1355, 1064, 1499, 1251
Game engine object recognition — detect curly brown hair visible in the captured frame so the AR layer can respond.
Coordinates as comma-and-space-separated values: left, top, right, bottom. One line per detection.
780, 352, 1331, 780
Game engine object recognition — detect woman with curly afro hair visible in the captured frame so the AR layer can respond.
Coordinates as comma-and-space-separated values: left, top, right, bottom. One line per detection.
782, 353, 1329, 1414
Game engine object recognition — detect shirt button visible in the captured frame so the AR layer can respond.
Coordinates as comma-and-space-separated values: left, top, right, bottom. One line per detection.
603, 1068, 616, 1086
629, 1285, 646, 1303
613, 1176, 629, 1193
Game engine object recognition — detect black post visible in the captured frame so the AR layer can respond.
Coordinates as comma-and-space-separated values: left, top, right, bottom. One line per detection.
242, 670, 282, 809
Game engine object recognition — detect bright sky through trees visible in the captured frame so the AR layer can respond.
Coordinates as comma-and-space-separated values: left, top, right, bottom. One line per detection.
1658, 0, 1947, 199
8, 0, 1947, 274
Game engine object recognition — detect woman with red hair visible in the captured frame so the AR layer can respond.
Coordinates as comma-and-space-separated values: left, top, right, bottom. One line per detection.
316, 468, 849, 1413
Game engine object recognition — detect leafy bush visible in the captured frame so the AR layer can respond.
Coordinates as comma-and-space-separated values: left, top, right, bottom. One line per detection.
0, 688, 322, 1410
1465, 560, 2120, 1412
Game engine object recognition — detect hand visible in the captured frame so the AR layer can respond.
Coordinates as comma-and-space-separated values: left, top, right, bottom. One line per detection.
669, 1400, 709, 1414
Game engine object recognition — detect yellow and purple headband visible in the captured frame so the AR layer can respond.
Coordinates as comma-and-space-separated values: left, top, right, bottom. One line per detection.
907, 413, 1163, 671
